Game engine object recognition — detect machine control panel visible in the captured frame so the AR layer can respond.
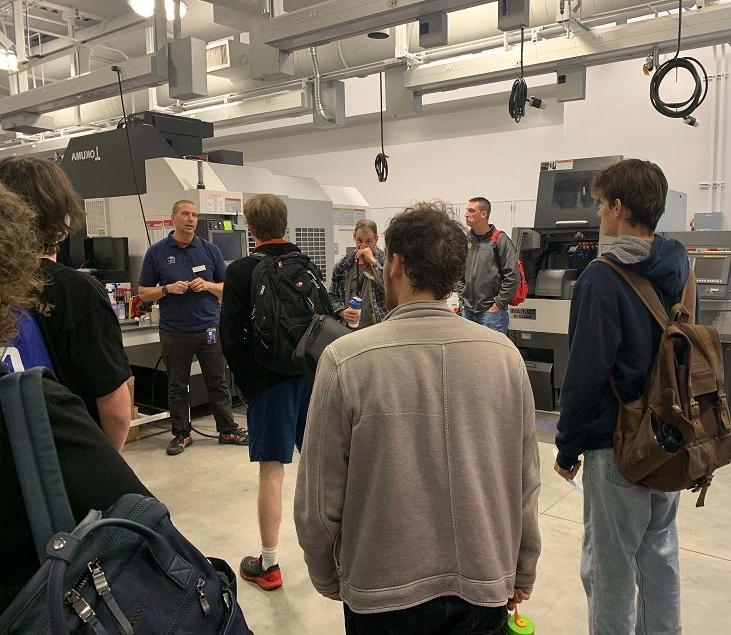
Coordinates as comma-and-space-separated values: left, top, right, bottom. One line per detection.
688, 248, 731, 299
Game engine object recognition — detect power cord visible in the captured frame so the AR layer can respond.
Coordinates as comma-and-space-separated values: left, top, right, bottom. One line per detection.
111, 65, 151, 245
374, 72, 389, 182
649, 0, 708, 126
509, 27, 528, 123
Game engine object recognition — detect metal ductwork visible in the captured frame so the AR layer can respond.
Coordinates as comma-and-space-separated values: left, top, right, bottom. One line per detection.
206, 0, 683, 77
0, 0, 719, 145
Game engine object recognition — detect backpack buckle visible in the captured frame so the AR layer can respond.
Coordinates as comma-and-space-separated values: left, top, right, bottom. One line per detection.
692, 474, 714, 508
689, 400, 700, 419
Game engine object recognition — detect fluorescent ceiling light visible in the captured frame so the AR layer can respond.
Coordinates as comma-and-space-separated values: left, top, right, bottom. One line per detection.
128, 0, 188, 20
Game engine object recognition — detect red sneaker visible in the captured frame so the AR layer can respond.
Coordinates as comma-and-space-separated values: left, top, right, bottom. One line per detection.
239, 556, 282, 591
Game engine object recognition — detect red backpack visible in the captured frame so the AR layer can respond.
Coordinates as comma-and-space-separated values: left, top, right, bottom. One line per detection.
491, 229, 528, 306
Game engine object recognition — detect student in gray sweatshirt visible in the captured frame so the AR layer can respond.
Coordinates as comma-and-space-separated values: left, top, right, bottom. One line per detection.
295, 201, 541, 635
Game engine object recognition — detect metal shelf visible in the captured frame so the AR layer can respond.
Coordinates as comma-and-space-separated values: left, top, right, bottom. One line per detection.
130, 411, 169, 428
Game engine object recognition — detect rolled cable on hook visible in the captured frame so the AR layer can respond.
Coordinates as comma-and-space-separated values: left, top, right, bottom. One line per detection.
509, 27, 528, 123
375, 72, 389, 182
649, 0, 708, 126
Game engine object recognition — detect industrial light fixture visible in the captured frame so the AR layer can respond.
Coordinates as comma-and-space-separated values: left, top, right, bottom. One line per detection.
128, 0, 188, 20
0, 48, 18, 72
367, 29, 390, 39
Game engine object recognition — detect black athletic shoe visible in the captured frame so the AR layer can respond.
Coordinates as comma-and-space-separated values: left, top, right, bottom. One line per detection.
166, 435, 193, 456
219, 427, 248, 446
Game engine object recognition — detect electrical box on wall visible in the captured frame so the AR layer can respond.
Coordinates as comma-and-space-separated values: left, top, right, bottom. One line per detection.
498, 0, 531, 32
556, 66, 586, 102
419, 12, 449, 48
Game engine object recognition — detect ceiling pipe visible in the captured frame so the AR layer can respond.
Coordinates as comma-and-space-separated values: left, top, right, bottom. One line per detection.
0, 0, 717, 145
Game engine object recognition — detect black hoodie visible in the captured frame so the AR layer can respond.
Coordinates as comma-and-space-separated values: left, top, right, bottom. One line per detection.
555, 235, 690, 469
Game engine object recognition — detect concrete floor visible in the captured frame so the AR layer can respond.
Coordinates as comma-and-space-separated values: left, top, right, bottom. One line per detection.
123, 414, 731, 635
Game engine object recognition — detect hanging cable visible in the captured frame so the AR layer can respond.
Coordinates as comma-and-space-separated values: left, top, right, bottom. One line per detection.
649, 0, 708, 126
112, 65, 151, 246
509, 26, 528, 123
374, 72, 389, 182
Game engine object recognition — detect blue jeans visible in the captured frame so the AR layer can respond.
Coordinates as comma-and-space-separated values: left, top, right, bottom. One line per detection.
343, 596, 507, 635
581, 449, 681, 635
462, 308, 509, 335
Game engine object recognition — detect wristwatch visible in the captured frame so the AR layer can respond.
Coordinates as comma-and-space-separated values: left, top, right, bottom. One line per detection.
161, 285, 169, 296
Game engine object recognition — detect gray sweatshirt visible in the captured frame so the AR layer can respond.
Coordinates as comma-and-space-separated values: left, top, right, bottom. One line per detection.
461, 226, 520, 312
294, 301, 541, 614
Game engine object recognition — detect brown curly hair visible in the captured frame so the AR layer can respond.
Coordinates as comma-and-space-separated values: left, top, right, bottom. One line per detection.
0, 184, 42, 346
384, 201, 468, 299
0, 157, 85, 255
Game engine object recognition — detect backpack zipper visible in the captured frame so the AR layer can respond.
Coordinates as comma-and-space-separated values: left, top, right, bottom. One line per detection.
196, 577, 211, 616
64, 590, 108, 633
68, 497, 155, 598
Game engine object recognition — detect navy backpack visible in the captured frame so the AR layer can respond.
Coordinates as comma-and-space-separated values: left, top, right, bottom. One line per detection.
0, 368, 254, 634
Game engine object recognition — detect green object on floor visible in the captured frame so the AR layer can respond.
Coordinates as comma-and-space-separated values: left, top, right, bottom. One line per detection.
507, 612, 536, 635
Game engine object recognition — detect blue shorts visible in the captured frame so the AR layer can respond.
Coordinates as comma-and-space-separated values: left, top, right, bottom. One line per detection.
246, 377, 313, 464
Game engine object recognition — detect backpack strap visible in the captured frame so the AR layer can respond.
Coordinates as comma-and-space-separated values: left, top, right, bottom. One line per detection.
0, 368, 75, 563
491, 229, 504, 279
672, 269, 697, 325
594, 256, 669, 329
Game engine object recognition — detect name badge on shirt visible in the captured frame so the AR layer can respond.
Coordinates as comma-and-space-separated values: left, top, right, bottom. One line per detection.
192, 265, 206, 273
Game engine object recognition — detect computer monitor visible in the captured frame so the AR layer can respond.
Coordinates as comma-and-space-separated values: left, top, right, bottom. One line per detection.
83, 237, 130, 282
210, 230, 248, 265
693, 255, 731, 284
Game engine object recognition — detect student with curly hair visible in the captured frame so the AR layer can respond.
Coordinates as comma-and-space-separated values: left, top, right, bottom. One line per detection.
295, 201, 541, 634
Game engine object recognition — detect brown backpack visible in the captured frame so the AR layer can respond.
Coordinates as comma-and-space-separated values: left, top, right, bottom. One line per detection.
596, 257, 731, 507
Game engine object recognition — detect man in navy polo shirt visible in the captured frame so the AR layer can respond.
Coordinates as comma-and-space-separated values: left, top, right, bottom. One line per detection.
139, 200, 247, 455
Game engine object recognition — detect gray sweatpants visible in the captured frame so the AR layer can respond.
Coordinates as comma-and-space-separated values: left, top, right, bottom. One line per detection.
581, 448, 681, 635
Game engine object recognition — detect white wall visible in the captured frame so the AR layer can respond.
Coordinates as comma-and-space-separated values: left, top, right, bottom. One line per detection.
213, 44, 731, 231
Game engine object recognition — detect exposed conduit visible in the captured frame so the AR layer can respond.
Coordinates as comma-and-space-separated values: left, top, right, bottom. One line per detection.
309, 45, 335, 123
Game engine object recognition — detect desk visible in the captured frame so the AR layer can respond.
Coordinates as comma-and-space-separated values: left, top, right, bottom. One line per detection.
121, 323, 169, 428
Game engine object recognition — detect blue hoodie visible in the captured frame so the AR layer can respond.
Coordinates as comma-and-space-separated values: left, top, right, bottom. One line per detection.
555, 235, 690, 470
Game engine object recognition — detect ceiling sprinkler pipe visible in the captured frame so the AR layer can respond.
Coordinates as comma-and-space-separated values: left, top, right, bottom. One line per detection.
309, 46, 335, 123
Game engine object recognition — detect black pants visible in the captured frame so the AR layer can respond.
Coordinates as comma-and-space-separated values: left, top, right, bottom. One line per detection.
159, 328, 236, 437
344, 597, 508, 635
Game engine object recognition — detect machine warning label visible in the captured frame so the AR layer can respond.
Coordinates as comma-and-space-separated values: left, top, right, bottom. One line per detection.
509, 308, 537, 320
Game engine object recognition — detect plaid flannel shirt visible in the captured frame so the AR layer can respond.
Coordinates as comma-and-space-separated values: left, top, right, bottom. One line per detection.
328, 248, 387, 325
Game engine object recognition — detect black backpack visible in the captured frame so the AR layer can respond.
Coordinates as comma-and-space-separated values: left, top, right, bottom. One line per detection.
250, 251, 334, 375
0, 368, 253, 635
